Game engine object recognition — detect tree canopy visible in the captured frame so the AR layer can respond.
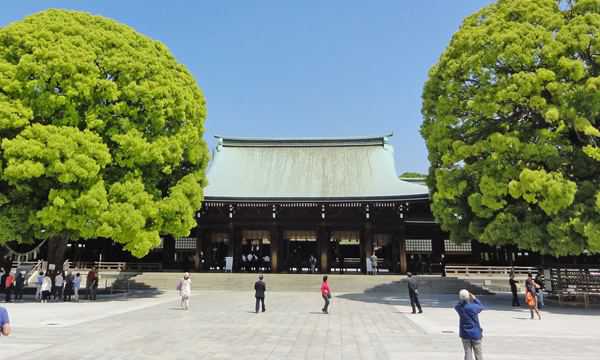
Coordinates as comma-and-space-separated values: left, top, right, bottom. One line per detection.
421, 0, 600, 256
399, 172, 427, 179
0, 10, 209, 261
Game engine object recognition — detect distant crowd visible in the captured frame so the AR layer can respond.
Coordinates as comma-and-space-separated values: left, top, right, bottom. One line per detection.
0, 267, 100, 303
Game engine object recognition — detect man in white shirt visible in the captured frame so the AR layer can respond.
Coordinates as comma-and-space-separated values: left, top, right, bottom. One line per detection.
54, 272, 64, 301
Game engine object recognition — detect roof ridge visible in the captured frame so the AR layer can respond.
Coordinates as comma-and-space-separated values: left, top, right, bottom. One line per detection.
215, 134, 393, 148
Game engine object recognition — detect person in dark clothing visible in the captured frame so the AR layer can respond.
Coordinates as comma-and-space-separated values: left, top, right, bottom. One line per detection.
407, 272, 422, 314
63, 272, 74, 302
15, 271, 25, 301
509, 273, 520, 307
87, 268, 98, 301
254, 275, 266, 313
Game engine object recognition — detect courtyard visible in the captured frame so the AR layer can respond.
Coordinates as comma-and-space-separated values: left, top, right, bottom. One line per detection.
2, 289, 599, 359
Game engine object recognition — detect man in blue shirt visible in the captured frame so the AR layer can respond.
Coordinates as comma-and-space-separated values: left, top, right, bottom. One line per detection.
455, 289, 483, 360
0, 306, 11, 336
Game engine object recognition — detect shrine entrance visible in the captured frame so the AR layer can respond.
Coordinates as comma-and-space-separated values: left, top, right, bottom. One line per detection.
283, 230, 318, 273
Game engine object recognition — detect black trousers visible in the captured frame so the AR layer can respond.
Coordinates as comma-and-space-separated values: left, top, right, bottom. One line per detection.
511, 290, 520, 306
322, 294, 330, 312
15, 287, 23, 300
255, 296, 265, 312
409, 290, 422, 313
5, 287, 12, 302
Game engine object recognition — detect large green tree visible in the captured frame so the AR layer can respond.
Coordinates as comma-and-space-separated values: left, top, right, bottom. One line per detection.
0, 9, 209, 268
421, 0, 600, 256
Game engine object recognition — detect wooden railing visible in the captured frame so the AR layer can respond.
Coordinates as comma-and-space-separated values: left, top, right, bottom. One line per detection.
445, 265, 540, 276
550, 267, 600, 307
68, 261, 162, 272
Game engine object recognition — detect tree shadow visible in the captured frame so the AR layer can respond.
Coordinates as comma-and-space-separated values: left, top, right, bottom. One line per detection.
338, 289, 600, 317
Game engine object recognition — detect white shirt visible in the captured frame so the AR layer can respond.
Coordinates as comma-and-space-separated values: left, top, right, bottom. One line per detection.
180, 279, 192, 297
41, 277, 52, 292
55, 275, 64, 287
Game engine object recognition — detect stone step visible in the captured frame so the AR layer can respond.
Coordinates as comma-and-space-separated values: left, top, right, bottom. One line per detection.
118, 273, 492, 295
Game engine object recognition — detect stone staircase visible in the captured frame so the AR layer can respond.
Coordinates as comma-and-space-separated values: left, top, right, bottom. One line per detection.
115, 272, 492, 295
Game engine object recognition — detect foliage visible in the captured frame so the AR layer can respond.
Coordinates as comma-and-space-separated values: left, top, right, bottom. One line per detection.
399, 171, 427, 178
0, 10, 209, 258
421, 0, 600, 256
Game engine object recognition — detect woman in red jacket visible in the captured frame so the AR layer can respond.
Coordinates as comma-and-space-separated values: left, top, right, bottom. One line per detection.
321, 275, 331, 314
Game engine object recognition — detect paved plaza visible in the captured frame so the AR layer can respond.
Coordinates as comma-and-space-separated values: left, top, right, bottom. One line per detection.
2, 289, 600, 359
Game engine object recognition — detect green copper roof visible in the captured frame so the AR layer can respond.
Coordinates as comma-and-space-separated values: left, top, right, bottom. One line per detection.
204, 135, 429, 201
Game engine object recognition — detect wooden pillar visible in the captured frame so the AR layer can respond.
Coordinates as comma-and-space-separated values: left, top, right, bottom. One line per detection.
399, 226, 407, 274
361, 222, 373, 274
231, 224, 241, 271
471, 239, 481, 264
162, 235, 175, 269
270, 225, 280, 273
318, 226, 329, 273
431, 227, 443, 274
391, 231, 401, 273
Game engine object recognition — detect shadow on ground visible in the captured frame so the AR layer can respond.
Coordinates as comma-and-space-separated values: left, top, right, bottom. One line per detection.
337, 289, 600, 317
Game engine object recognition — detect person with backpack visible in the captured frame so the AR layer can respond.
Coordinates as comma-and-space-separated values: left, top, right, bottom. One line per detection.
455, 289, 484, 360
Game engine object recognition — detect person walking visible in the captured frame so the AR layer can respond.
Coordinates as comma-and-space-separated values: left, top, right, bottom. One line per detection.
41, 274, 52, 303
15, 271, 25, 301
535, 273, 545, 309
180, 272, 192, 310
87, 268, 98, 301
509, 273, 520, 307
4, 271, 15, 303
525, 273, 541, 320
455, 289, 484, 360
407, 272, 423, 314
321, 275, 332, 313
254, 274, 266, 313
53, 271, 64, 301
0, 305, 11, 336
73, 273, 81, 302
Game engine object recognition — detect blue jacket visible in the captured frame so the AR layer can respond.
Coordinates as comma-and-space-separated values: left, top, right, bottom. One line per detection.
455, 298, 484, 340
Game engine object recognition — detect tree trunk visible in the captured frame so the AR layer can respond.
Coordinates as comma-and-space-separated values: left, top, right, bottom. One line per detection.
47, 236, 68, 273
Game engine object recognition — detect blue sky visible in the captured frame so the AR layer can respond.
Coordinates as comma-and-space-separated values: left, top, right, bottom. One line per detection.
2, 0, 494, 174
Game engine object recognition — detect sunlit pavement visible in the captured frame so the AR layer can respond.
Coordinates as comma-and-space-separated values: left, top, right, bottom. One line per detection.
2, 291, 599, 359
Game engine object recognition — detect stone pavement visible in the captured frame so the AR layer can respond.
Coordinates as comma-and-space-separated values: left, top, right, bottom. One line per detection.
2, 290, 599, 359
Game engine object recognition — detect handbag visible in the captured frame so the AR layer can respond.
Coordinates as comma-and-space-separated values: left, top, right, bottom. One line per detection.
525, 291, 535, 307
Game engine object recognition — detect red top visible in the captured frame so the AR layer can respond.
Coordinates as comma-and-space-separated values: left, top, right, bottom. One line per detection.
5, 274, 14, 288
321, 281, 330, 296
